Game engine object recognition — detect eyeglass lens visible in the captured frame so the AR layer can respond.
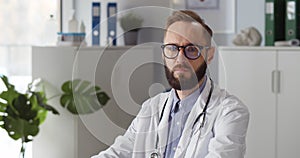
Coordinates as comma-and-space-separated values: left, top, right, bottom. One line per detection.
163, 44, 202, 60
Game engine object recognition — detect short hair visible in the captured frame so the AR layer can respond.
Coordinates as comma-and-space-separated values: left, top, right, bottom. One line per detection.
165, 10, 213, 38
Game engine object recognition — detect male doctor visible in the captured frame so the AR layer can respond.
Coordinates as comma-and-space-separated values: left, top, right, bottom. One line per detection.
92, 10, 249, 158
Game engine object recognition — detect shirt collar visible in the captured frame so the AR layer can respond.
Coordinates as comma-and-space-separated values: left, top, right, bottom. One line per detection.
171, 76, 207, 113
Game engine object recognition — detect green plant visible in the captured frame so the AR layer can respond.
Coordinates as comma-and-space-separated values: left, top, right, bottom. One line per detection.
0, 75, 59, 158
119, 12, 144, 32
0, 76, 109, 157
60, 79, 110, 114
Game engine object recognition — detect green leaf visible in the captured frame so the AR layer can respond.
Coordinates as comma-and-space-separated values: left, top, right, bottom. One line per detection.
6, 105, 18, 118
60, 94, 78, 114
84, 85, 101, 95
28, 93, 48, 124
76, 80, 90, 92
12, 95, 37, 121
32, 92, 59, 115
60, 79, 110, 114
0, 75, 14, 90
97, 92, 110, 105
0, 76, 19, 106
0, 102, 6, 112
61, 79, 81, 93
0, 90, 19, 107
3, 116, 39, 142
61, 80, 72, 93
74, 95, 92, 114
60, 94, 72, 108
35, 109, 47, 125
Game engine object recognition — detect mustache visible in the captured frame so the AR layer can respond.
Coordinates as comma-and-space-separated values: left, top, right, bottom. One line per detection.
172, 64, 192, 71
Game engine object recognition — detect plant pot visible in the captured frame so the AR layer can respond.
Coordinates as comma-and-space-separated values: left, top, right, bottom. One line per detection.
124, 30, 138, 45
137, 27, 164, 44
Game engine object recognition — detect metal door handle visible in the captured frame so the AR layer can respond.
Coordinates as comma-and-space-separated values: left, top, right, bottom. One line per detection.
272, 70, 280, 93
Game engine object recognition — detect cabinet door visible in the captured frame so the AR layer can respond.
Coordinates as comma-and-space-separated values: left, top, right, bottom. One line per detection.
32, 47, 77, 158
219, 50, 276, 158
277, 51, 300, 157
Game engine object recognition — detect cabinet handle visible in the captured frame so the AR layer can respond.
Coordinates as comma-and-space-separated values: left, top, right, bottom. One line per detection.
272, 70, 280, 93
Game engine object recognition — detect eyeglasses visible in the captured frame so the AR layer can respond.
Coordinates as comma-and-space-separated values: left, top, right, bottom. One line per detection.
161, 44, 210, 60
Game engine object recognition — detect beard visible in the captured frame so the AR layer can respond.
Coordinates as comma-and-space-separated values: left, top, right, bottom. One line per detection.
164, 61, 207, 90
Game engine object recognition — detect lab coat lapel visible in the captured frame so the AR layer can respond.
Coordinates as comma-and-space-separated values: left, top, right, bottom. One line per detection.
174, 79, 212, 157
157, 90, 174, 156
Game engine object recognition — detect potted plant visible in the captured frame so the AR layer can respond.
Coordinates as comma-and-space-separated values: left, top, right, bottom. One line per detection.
0, 76, 110, 158
119, 12, 144, 45
0, 75, 59, 158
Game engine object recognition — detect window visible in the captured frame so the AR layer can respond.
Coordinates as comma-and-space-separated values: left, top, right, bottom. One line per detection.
0, 0, 59, 157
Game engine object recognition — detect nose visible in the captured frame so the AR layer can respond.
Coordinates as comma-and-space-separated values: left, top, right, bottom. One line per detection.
176, 48, 187, 63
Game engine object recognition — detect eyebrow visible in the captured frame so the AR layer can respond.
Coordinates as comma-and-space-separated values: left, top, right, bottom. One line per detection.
163, 43, 194, 46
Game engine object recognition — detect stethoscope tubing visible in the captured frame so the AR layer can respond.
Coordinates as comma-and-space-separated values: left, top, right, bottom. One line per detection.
152, 78, 214, 158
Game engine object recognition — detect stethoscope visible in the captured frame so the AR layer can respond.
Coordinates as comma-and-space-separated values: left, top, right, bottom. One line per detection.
150, 78, 214, 158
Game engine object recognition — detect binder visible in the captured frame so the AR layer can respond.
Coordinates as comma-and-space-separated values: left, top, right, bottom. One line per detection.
285, 0, 300, 40
265, 0, 286, 46
107, 3, 117, 46
92, 2, 101, 46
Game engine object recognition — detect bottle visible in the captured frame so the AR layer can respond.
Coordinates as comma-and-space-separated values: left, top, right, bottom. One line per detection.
68, 10, 78, 33
79, 21, 87, 46
80, 21, 86, 33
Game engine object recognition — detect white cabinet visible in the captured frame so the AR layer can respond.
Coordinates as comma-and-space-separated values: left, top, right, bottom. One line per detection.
32, 46, 165, 158
218, 47, 300, 158
277, 51, 300, 157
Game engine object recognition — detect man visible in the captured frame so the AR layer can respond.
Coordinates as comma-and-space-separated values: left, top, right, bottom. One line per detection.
92, 10, 249, 158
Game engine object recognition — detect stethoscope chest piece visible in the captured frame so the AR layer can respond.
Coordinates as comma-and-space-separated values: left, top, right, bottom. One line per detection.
150, 152, 160, 158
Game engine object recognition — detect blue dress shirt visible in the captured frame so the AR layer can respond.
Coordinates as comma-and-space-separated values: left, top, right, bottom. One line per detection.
164, 77, 207, 158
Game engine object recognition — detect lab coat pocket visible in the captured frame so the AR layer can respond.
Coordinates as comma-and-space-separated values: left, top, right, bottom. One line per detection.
185, 122, 213, 158
185, 129, 201, 158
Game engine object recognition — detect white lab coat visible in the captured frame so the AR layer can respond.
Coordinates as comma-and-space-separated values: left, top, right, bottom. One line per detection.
92, 79, 249, 158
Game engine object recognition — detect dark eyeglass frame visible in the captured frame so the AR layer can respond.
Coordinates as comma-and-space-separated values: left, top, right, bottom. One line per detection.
161, 44, 210, 60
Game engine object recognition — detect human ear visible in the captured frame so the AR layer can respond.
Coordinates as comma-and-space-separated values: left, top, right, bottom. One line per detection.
206, 46, 215, 64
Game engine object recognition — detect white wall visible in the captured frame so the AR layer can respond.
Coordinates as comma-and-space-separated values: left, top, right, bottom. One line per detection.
237, 0, 265, 41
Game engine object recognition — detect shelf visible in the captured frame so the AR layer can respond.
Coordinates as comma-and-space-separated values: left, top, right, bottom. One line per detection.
218, 46, 300, 51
